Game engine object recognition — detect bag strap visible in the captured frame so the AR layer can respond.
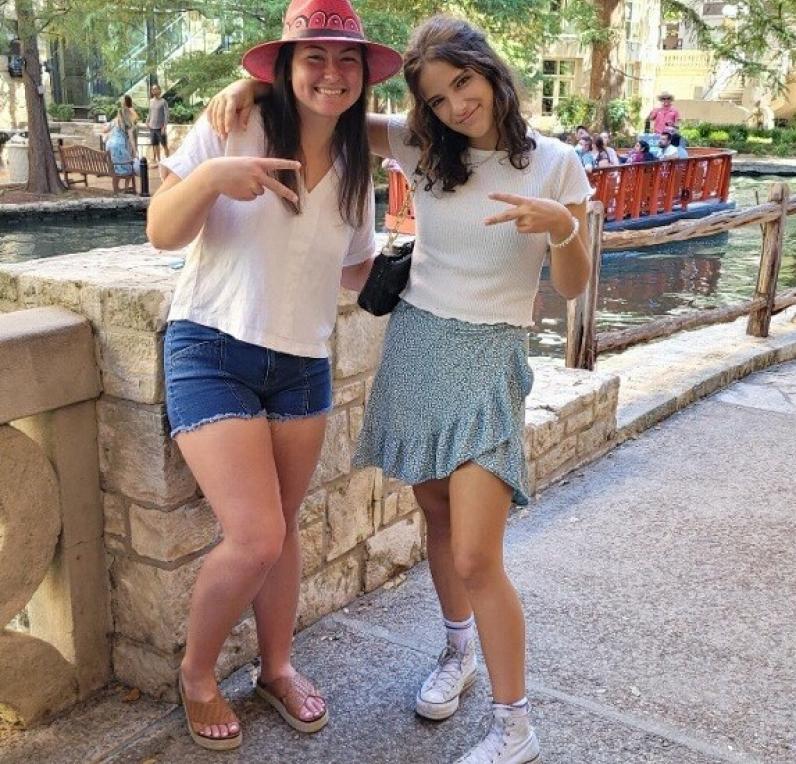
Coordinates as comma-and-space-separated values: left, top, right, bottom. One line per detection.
385, 177, 417, 251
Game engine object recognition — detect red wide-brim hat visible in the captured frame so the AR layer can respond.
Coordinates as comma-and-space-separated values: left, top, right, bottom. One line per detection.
242, 0, 403, 85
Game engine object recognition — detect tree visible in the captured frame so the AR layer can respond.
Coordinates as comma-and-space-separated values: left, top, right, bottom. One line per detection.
14, 0, 66, 194
563, 0, 626, 131
663, 0, 796, 92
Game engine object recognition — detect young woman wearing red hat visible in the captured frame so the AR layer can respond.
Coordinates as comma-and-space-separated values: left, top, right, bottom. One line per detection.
147, 0, 401, 751
207, 12, 591, 764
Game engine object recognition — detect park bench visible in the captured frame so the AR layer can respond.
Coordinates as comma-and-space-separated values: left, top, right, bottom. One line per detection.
59, 144, 137, 195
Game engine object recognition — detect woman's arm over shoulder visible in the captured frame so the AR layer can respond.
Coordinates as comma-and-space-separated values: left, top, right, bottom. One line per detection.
367, 113, 392, 158
206, 78, 267, 138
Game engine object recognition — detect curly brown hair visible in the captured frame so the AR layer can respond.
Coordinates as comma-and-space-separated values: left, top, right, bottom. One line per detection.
402, 15, 534, 193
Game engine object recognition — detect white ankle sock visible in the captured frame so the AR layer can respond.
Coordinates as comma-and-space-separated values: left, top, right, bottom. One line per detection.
494, 697, 529, 711
443, 614, 475, 653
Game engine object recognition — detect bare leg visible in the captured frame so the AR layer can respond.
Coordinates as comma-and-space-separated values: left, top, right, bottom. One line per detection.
253, 415, 327, 721
178, 418, 286, 739
449, 462, 525, 703
413, 478, 472, 622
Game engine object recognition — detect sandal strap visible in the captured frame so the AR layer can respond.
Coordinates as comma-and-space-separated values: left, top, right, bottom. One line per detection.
263, 672, 326, 716
183, 692, 240, 733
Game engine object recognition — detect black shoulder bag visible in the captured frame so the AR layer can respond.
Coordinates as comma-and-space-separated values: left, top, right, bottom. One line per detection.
357, 181, 416, 317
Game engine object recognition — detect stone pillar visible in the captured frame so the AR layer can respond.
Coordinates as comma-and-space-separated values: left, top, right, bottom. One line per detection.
0, 307, 107, 726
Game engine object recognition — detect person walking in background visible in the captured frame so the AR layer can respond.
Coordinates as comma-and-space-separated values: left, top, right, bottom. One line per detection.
123, 94, 140, 157
147, 84, 170, 165
103, 99, 137, 193
647, 91, 680, 134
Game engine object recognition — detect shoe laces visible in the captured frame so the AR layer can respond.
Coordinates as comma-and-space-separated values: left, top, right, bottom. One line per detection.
460, 716, 508, 763
426, 644, 465, 695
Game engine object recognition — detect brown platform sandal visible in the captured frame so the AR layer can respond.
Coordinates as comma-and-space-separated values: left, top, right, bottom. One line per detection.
178, 675, 242, 751
255, 672, 328, 733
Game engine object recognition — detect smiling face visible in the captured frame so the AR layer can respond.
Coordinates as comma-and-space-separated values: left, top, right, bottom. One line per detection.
418, 59, 498, 150
290, 41, 364, 122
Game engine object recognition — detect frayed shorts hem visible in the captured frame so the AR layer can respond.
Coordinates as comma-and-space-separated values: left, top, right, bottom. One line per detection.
170, 406, 332, 437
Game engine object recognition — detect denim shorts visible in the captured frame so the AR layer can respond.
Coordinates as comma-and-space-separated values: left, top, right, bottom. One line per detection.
164, 320, 332, 437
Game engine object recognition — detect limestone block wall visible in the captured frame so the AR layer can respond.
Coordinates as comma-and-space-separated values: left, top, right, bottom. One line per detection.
0, 245, 618, 701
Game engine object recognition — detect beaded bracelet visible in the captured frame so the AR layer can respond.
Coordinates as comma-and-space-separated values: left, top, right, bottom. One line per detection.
548, 216, 579, 249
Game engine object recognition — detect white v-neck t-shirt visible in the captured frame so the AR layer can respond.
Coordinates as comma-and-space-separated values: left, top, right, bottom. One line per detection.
160, 113, 376, 357
387, 116, 592, 328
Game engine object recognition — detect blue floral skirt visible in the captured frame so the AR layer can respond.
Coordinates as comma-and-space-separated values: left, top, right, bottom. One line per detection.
353, 301, 533, 506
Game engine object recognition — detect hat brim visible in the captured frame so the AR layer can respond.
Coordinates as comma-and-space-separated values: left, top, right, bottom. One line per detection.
242, 39, 403, 85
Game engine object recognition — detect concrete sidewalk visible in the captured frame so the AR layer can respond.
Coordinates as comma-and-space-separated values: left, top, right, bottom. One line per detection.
3, 362, 795, 764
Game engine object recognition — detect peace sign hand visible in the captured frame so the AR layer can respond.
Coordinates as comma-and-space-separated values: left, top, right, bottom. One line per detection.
484, 193, 571, 238
207, 156, 302, 203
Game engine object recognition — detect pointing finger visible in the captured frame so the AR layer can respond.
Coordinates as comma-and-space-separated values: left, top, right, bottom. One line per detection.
256, 158, 302, 172
488, 192, 533, 206
263, 176, 299, 205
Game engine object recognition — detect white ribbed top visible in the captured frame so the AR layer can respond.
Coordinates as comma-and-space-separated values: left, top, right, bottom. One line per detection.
388, 117, 592, 327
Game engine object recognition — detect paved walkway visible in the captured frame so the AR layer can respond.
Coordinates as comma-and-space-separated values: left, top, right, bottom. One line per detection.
3, 361, 794, 763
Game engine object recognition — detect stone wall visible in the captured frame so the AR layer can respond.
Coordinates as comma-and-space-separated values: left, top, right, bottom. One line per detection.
0, 245, 618, 701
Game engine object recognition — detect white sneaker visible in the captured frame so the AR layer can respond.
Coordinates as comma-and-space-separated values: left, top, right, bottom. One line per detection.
415, 641, 477, 720
454, 704, 541, 764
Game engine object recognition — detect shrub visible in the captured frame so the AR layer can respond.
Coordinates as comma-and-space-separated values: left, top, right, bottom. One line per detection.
554, 95, 596, 132
606, 99, 630, 134
707, 130, 730, 145
169, 102, 201, 124
680, 127, 700, 143
47, 102, 75, 122
773, 143, 795, 157
89, 95, 120, 121
745, 135, 773, 144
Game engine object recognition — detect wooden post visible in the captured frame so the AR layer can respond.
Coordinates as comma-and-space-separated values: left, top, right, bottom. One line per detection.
747, 182, 789, 337
566, 201, 604, 370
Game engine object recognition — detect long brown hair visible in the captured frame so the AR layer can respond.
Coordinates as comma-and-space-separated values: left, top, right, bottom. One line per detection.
403, 16, 534, 193
257, 43, 371, 226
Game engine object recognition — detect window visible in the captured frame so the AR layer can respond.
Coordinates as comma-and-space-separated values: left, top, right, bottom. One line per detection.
541, 59, 575, 115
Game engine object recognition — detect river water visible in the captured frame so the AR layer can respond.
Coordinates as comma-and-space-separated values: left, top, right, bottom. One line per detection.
1, 175, 793, 358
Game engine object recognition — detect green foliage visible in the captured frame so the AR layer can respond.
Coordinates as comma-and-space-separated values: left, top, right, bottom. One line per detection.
554, 94, 595, 131
663, 0, 796, 92
605, 97, 642, 134
169, 102, 201, 124
89, 96, 120, 120
707, 130, 730, 145
675, 121, 795, 155
605, 99, 628, 134
679, 127, 701, 143
47, 102, 75, 122
165, 48, 247, 102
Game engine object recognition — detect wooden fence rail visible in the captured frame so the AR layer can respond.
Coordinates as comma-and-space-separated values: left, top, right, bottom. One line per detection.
567, 182, 794, 370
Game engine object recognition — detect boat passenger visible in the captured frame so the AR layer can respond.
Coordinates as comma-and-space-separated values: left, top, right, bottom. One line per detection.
577, 135, 596, 171
599, 131, 621, 165
628, 139, 655, 163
